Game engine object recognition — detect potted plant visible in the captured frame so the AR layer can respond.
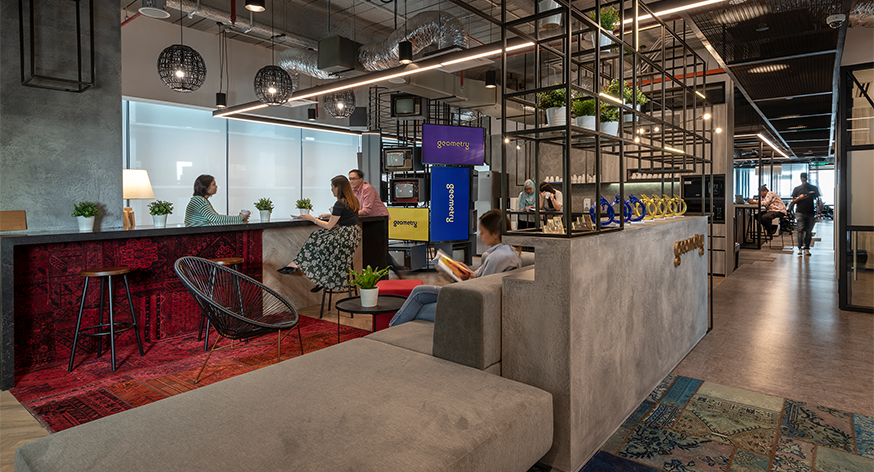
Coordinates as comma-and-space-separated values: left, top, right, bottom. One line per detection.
295, 198, 313, 216
587, 6, 619, 48
71, 201, 101, 232
537, 86, 569, 127
605, 79, 649, 121
572, 98, 597, 131
254, 197, 275, 223
600, 105, 620, 136
148, 200, 173, 228
349, 265, 390, 307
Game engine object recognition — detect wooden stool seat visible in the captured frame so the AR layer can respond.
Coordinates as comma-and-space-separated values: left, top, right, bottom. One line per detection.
210, 257, 244, 267
79, 266, 131, 277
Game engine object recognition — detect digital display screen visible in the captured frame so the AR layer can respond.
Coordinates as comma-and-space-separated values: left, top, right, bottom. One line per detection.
395, 182, 416, 199
394, 98, 416, 115
422, 124, 485, 165
385, 151, 406, 167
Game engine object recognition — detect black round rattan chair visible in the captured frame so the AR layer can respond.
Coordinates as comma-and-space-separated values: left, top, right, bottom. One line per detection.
174, 256, 303, 383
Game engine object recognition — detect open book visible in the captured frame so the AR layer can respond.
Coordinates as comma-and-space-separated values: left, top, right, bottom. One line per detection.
433, 249, 473, 282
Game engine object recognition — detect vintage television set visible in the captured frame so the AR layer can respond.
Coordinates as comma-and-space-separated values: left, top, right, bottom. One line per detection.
390, 178, 428, 203
382, 147, 423, 172
390, 94, 429, 120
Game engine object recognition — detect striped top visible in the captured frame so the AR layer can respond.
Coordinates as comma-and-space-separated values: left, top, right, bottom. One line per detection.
184, 196, 245, 227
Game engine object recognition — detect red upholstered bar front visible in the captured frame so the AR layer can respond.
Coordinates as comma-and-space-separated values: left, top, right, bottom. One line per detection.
372, 279, 423, 332
12, 231, 262, 375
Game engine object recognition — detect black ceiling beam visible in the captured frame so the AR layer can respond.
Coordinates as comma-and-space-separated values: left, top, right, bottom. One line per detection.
770, 112, 833, 120
726, 49, 837, 68
754, 91, 832, 102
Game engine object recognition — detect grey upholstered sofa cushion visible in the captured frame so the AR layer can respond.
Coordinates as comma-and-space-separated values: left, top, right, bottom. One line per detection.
16, 338, 553, 472
365, 319, 434, 355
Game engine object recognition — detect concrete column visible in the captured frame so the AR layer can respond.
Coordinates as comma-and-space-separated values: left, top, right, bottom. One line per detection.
1, 0, 123, 231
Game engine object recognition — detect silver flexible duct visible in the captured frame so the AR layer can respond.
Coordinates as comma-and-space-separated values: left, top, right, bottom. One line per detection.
358, 11, 468, 72
278, 11, 468, 79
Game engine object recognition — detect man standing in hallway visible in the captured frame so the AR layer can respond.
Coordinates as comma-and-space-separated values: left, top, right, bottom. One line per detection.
791, 173, 822, 257
349, 169, 389, 217
748, 185, 786, 236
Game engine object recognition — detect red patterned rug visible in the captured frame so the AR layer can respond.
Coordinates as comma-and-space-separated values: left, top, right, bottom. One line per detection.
11, 316, 368, 432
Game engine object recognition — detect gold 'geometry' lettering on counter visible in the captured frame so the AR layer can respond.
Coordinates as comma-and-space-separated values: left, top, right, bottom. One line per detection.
674, 234, 705, 267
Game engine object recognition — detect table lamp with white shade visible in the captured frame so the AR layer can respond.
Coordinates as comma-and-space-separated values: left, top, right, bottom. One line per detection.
123, 169, 154, 229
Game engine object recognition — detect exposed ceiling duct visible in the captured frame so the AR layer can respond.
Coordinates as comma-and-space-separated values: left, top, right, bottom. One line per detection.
277, 11, 468, 80
850, 0, 874, 26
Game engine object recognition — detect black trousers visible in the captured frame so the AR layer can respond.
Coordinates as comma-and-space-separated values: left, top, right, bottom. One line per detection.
758, 211, 784, 235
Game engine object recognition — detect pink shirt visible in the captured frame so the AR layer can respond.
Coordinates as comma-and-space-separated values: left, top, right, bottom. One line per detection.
354, 182, 389, 217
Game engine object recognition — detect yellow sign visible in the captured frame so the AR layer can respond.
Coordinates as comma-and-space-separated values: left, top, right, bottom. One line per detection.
388, 208, 430, 241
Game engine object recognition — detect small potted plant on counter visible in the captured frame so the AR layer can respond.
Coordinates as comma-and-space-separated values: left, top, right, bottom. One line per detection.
254, 197, 275, 223
148, 200, 173, 228
349, 265, 390, 307
537, 86, 569, 127
572, 98, 597, 131
71, 201, 101, 232
295, 198, 313, 216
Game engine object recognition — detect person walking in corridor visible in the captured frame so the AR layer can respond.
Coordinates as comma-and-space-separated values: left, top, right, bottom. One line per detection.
791, 173, 822, 257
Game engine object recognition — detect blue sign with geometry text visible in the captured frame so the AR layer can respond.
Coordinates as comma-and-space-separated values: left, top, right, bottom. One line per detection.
430, 166, 469, 242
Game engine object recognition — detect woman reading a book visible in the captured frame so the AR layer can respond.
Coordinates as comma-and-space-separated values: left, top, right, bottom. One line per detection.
389, 209, 521, 327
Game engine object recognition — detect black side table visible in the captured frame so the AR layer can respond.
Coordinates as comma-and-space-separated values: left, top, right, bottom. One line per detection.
333, 295, 407, 343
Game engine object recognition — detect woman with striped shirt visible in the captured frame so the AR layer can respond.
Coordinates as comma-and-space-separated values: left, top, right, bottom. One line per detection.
184, 174, 250, 227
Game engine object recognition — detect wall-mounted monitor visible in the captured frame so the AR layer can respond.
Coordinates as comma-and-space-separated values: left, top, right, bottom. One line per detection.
422, 124, 485, 166
391, 178, 428, 203
382, 147, 423, 172
391, 94, 429, 121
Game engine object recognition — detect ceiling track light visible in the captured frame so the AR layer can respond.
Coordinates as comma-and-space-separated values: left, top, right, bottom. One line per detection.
307, 108, 317, 121
215, 92, 227, 108
398, 41, 413, 65
757, 133, 789, 158
245, 0, 265, 12
485, 70, 497, 89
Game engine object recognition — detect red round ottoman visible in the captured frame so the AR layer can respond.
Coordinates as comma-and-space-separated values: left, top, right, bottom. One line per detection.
372, 279, 424, 332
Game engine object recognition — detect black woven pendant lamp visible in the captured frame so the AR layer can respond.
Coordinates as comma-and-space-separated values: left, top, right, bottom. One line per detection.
157, 9, 206, 92
254, 0, 294, 105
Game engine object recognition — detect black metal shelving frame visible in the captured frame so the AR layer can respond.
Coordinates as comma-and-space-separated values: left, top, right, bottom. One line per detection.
499, 0, 715, 239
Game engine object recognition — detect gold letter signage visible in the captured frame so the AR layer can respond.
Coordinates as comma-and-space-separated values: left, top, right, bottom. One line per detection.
674, 234, 705, 267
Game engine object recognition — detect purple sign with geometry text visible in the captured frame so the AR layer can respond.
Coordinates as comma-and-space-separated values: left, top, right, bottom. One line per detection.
422, 124, 485, 165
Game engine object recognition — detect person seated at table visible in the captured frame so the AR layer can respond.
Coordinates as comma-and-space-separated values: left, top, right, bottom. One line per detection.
277, 176, 362, 294
539, 182, 563, 212
517, 179, 537, 229
389, 209, 521, 327
748, 185, 786, 235
184, 174, 250, 227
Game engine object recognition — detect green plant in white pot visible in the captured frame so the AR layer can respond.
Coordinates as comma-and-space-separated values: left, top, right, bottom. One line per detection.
349, 265, 390, 307
254, 197, 274, 222
587, 6, 619, 49
537, 86, 569, 127
148, 200, 173, 228
600, 105, 620, 136
71, 201, 101, 232
295, 198, 313, 216
572, 98, 597, 131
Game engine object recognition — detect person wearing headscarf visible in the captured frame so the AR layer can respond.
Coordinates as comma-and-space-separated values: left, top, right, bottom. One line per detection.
517, 179, 537, 229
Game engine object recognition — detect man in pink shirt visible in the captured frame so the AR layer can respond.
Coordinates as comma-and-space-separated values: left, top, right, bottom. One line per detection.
349, 169, 389, 217
748, 185, 787, 235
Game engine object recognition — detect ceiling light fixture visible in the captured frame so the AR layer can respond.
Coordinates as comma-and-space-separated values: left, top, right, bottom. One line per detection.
703, 113, 712, 120
157, 9, 206, 92
254, 0, 294, 106
664, 146, 684, 153
654, 126, 660, 132
225, 115, 362, 136
755, 22, 769, 32
787, 125, 807, 130
848, 128, 870, 132
715, 127, 723, 134
216, 24, 229, 109
757, 133, 789, 158
398, 41, 413, 65
695, 91, 706, 99
485, 70, 497, 88
245, 0, 265, 12
748, 64, 788, 74
504, 137, 510, 143
599, 92, 623, 105
324, 90, 356, 118
139, 0, 171, 18
622, 0, 726, 24
307, 108, 317, 121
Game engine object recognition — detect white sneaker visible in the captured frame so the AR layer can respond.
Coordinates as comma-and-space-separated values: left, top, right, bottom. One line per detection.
797, 249, 804, 257
804, 249, 811, 256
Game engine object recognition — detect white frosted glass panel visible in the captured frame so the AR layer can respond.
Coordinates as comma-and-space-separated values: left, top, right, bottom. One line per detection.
849, 149, 874, 227
228, 121, 302, 220
301, 130, 360, 215
127, 101, 226, 226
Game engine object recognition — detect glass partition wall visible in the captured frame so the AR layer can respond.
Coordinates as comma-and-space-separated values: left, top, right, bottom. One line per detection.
839, 63, 874, 312
499, 0, 714, 238
123, 100, 360, 226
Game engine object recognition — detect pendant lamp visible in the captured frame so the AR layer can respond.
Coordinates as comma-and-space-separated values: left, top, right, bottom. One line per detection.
485, 70, 497, 88
324, 90, 355, 118
245, 0, 265, 12
254, 0, 294, 105
157, 10, 206, 92
398, 41, 413, 64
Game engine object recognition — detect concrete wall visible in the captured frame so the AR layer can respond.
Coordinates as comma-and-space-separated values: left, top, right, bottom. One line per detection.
1, 0, 123, 230
502, 217, 709, 472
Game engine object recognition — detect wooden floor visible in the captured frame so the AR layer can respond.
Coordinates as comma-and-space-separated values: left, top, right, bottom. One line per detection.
2, 227, 871, 469
675, 221, 874, 416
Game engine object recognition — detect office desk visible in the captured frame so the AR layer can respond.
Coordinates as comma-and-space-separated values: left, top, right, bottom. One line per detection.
735, 204, 762, 250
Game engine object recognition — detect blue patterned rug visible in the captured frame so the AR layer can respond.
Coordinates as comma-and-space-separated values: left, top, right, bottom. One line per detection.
530, 375, 874, 472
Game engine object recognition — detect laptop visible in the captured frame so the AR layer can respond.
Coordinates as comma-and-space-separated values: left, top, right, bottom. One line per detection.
735, 195, 746, 204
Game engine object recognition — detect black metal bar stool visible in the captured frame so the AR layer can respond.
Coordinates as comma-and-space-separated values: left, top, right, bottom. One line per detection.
69, 266, 144, 372
319, 263, 357, 319
198, 257, 244, 351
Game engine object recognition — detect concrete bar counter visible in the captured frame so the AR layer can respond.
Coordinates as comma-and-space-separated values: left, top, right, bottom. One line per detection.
502, 216, 709, 472
0, 216, 388, 390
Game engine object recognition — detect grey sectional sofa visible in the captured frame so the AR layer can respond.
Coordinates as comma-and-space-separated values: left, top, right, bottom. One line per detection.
16, 258, 551, 472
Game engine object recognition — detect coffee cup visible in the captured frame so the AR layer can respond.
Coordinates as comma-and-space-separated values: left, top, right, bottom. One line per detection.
241, 210, 250, 216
